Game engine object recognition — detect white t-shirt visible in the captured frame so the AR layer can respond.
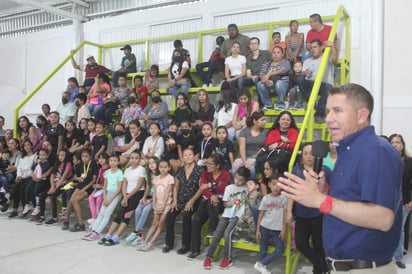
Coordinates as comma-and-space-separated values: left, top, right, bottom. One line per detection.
225, 55, 246, 77
123, 165, 146, 193
214, 103, 236, 127
302, 55, 334, 86
259, 194, 287, 231
171, 61, 189, 78
222, 184, 248, 218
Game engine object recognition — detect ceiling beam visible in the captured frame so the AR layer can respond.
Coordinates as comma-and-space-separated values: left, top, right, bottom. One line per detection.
11, 0, 88, 22
68, 0, 89, 8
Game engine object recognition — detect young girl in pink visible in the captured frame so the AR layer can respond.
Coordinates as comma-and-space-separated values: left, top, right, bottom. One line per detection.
136, 159, 175, 251
88, 152, 110, 225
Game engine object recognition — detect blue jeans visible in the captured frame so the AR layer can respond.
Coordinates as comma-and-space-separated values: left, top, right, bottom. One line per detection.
0, 173, 14, 193
394, 205, 410, 262
256, 79, 288, 108
259, 226, 285, 266
134, 201, 153, 231
302, 80, 332, 117
169, 82, 191, 98
87, 103, 103, 116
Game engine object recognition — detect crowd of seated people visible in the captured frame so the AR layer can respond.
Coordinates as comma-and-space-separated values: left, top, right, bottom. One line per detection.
2, 14, 407, 274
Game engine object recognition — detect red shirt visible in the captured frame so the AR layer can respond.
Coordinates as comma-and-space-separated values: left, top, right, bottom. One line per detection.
306, 24, 336, 44
200, 170, 231, 200
132, 86, 149, 110
84, 64, 112, 78
264, 127, 299, 151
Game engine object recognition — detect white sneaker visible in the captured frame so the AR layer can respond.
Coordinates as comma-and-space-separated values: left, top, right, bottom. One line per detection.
87, 218, 96, 225
31, 207, 40, 216
208, 83, 214, 87
22, 204, 32, 214
202, 84, 208, 88
254, 261, 271, 274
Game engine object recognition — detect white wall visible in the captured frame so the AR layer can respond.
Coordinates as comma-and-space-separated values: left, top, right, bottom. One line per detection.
0, 0, 409, 150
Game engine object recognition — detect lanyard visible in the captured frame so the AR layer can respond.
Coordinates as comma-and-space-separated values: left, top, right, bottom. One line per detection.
200, 137, 211, 159
83, 161, 91, 178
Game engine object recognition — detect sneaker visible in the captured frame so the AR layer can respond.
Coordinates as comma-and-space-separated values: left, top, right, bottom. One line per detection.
288, 102, 297, 110
396, 261, 406, 269
187, 251, 200, 259
208, 83, 214, 87
177, 246, 189, 255
85, 232, 100, 241
262, 106, 272, 111
141, 242, 154, 252
203, 256, 212, 269
62, 221, 69, 230
1, 202, 10, 212
22, 204, 32, 215
31, 207, 40, 216
36, 216, 45, 225
202, 84, 208, 88
275, 103, 286, 110
206, 232, 214, 238
104, 239, 118, 246
125, 232, 138, 244
70, 223, 85, 232
8, 211, 18, 218
82, 232, 93, 240
162, 245, 172, 253
136, 242, 148, 251
294, 102, 304, 110
98, 237, 109, 245
129, 235, 143, 246
254, 261, 271, 274
87, 218, 96, 225
45, 218, 58, 225
219, 257, 232, 269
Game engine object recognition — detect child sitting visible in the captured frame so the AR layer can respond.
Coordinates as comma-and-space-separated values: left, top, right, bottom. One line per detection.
203, 167, 250, 270
288, 60, 304, 110
254, 175, 287, 274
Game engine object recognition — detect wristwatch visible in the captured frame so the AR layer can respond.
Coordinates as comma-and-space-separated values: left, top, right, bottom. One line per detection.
319, 195, 333, 214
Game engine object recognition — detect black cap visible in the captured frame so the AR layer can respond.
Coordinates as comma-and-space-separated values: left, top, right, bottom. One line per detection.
216, 36, 225, 44
120, 45, 132, 51
228, 23, 238, 29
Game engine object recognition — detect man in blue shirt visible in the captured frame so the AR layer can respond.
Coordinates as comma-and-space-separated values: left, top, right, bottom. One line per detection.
279, 83, 402, 273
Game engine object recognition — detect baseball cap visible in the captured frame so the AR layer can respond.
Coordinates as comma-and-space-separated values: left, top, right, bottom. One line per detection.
216, 36, 225, 44
120, 45, 132, 51
228, 23, 238, 29
86, 54, 94, 60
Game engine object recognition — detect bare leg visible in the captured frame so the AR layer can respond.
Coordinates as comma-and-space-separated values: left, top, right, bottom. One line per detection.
106, 221, 119, 235
144, 213, 160, 243
65, 189, 79, 222
71, 190, 88, 225
115, 222, 128, 238
147, 213, 167, 245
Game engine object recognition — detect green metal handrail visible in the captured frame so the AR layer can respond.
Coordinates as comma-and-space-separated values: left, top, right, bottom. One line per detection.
285, 5, 351, 274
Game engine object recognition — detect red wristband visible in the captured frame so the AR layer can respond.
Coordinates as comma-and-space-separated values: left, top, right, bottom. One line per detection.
319, 195, 333, 214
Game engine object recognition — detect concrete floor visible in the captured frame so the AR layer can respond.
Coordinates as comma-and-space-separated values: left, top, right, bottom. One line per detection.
0, 211, 411, 274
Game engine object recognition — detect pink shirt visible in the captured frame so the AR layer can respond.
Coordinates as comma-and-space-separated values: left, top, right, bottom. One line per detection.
88, 82, 110, 105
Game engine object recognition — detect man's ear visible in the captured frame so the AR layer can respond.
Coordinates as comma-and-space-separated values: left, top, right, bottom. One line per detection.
357, 107, 370, 124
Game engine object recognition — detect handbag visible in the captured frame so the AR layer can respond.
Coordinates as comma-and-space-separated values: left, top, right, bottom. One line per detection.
121, 141, 140, 158
255, 144, 292, 173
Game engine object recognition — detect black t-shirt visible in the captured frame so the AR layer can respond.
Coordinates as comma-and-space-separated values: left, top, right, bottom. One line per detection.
75, 129, 90, 146
177, 133, 196, 151
172, 107, 193, 127
46, 124, 64, 147
214, 139, 234, 170
74, 160, 99, 187
192, 105, 215, 123
195, 137, 217, 160
91, 134, 108, 157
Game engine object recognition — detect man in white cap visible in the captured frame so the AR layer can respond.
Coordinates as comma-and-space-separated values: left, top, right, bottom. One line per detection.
70, 50, 112, 93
